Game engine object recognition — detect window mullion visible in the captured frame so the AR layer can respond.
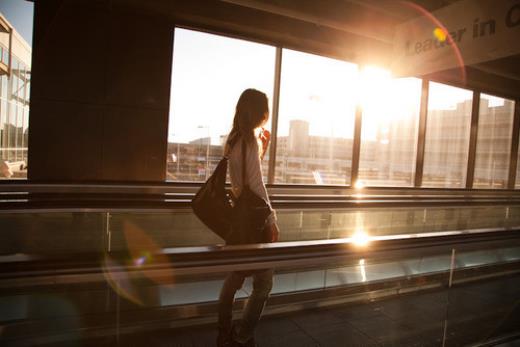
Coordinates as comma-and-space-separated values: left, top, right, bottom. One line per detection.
267, 47, 282, 185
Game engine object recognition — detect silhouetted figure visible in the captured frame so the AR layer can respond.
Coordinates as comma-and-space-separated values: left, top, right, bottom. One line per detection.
217, 89, 280, 347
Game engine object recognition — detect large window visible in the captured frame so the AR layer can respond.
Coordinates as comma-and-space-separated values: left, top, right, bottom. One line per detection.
167, 28, 276, 181
474, 94, 515, 189
0, 2, 33, 179
422, 82, 473, 188
358, 68, 421, 187
167, 28, 519, 191
275, 49, 358, 185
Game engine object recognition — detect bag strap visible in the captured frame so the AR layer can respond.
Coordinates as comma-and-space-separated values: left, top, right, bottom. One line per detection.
241, 138, 248, 188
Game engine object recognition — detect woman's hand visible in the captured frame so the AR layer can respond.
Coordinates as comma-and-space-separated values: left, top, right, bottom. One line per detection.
264, 222, 280, 243
259, 128, 270, 159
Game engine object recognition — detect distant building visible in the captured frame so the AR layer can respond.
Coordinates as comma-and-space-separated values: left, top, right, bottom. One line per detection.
473, 98, 515, 188
423, 99, 514, 188
275, 120, 353, 184
0, 13, 31, 178
166, 99, 516, 187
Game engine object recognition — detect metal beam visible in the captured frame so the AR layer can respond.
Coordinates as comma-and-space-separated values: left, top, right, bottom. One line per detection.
350, 103, 362, 186
466, 91, 480, 189
508, 101, 520, 189
267, 47, 282, 184
414, 79, 429, 187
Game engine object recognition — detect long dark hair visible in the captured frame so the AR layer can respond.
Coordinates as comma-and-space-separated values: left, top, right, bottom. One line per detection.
225, 89, 269, 153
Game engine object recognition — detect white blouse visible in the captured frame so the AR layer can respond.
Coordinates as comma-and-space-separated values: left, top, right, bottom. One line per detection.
227, 137, 276, 225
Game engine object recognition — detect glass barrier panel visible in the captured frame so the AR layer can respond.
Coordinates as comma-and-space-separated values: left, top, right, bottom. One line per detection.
0, 212, 104, 255
0, 205, 515, 256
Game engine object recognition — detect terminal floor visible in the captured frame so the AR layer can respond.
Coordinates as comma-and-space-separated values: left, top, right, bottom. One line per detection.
79, 275, 520, 346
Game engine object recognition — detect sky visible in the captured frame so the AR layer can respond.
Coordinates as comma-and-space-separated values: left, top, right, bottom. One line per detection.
169, 28, 478, 145
169, 25, 515, 146
0, 0, 33, 46
169, 28, 275, 145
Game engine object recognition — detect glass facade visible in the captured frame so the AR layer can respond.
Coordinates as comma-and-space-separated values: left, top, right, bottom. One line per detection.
474, 95, 515, 189
165, 28, 519, 190
0, 4, 32, 180
167, 28, 275, 182
0, 48, 30, 178
422, 82, 473, 188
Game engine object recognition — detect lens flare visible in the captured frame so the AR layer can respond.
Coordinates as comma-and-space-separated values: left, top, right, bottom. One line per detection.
398, 1, 466, 83
352, 230, 370, 247
354, 180, 365, 189
102, 254, 143, 305
133, 254, 148, 267
433, 27, 447, 42
123, 221, 175, 285
102, 221, 176, 306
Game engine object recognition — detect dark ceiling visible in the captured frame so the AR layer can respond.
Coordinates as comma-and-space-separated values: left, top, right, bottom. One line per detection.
214, 0, 520, 95
76, 0, 520, 98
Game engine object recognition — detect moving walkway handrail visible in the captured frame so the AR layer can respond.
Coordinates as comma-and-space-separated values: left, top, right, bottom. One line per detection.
2, 181, 520, 197
1, 190, 520, 211
1, 227, 519, 282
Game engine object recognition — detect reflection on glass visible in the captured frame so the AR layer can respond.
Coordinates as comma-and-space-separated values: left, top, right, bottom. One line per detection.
0, 212, 104, 255
359, 67, 421, 187
474, 94, 514, 189
275, 49, 357, 185
109, 211, 223, 250
422, 82, 473, 188
167, 28, 275, 182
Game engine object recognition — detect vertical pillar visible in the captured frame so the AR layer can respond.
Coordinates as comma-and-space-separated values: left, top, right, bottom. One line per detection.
507, 101, 520, 189
414, 79, 429, 187
350, 104, 362, 186
466, 90, 480, 189
267, 47, 282, 184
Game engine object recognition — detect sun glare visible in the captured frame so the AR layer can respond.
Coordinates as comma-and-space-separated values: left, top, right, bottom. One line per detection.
359, 66, 391, 110
352, 229, 370, 247
354, 180, 365, 189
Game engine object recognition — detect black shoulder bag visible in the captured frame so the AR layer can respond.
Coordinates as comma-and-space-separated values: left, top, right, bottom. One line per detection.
191, 156, 233, 241
227, 139, 271, 245
191, 138, 271, 244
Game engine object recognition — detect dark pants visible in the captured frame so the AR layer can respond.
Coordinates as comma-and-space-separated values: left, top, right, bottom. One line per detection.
218, 269, 274, 343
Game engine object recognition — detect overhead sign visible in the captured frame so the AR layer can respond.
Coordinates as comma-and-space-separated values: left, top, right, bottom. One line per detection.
391, 0, 520, 77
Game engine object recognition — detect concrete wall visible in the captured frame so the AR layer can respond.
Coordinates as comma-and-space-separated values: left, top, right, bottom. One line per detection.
28, 0, 172, 181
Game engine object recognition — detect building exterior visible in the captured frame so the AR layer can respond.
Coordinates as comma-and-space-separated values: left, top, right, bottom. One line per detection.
0, 13, 31, 178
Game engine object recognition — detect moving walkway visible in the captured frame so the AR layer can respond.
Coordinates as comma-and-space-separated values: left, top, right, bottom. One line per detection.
0, 184, 519, 346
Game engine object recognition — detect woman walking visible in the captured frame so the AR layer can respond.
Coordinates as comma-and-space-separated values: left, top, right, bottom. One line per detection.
217, 89, 280, 347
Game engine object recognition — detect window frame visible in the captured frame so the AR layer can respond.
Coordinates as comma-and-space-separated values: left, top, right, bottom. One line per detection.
165, 25, 520, 191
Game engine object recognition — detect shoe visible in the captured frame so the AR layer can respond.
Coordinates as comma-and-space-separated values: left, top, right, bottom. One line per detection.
230, 325, 257, 347
216, 328, 232, 347
230, 339, 257, 347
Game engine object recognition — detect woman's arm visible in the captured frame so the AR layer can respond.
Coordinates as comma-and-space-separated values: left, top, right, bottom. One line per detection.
246, 140, 277, 225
